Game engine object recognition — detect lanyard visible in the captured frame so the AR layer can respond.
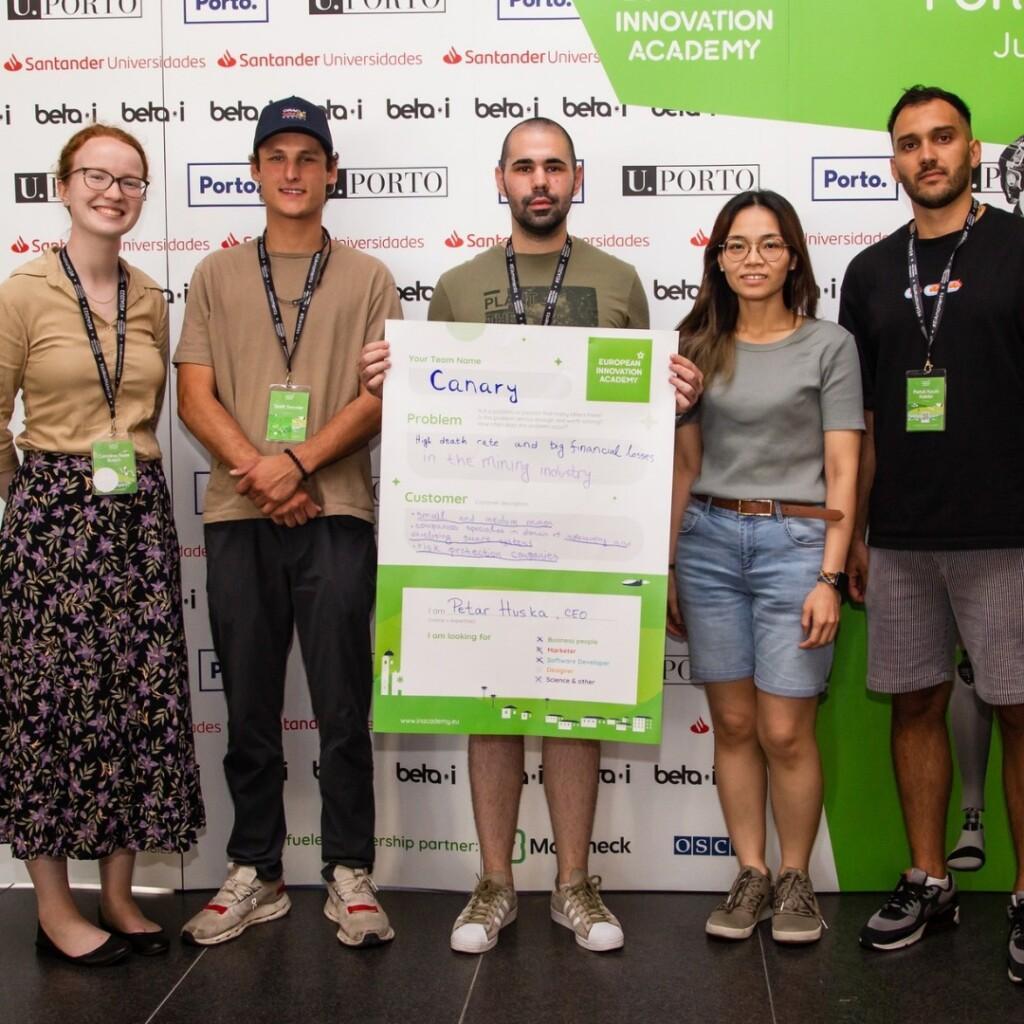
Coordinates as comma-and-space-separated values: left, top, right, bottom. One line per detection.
257, 228, 330, 383
59, 247, 127, 432
907, 199, 977, 372
504, 236, 572, 326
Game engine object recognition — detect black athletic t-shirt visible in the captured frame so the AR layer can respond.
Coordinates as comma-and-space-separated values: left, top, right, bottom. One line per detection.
839, 206, 1024, 550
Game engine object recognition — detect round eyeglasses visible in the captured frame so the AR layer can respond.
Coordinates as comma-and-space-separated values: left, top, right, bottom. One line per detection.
64, 167, 149, 199
719, 237, 789, 262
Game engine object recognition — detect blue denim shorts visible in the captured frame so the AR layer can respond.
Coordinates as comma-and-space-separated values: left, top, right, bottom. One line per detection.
674, 497, 834, 697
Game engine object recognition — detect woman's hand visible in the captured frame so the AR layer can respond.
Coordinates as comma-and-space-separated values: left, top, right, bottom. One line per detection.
799, 582, 841, 649
667, 571, 687, 640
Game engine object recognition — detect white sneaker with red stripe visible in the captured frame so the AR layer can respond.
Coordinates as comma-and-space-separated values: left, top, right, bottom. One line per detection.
324, 865, 395, 947
181, 863, 291, 946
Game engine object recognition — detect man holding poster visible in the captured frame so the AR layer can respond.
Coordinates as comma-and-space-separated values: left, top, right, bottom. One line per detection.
362, 118, 702, 956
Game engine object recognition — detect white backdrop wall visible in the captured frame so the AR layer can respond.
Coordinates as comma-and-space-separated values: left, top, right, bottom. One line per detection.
0, 0, 1015, 892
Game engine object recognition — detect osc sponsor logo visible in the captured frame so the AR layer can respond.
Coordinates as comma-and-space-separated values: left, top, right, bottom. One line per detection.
395, 761, 458, 784
198, 648, 223, 691
653, 763, 716, 785
442, 46, 598, 67
11, 235, 65, 254
474, 95, 540, 119
35, 101, 97, 125
215, 47, 422, 68
622, 164, 760, 197
511, 829, 632, 863
653, 279, 700, 303
497, 0, 577, 21
14, 172, 59, 204
396, 281, 434, 303
4, 53, 206, 72
210, 98, 362, 123
188, 162, 260, 207
811, 157, 899, 202
309, 0, 444, 13
973, 161, 1010, 195
29, 100, 183, 128
673, 835, 734, 856
561, 96, 627, 119
184, 0, 268, 24
386, 96, 449, 120
7, 0, 141, 20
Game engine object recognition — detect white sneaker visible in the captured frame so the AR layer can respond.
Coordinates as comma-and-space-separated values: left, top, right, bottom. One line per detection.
550, 870, 623, 952
323, 865, 395, 947
450, 873, 518, 954
181, 863, 291, 946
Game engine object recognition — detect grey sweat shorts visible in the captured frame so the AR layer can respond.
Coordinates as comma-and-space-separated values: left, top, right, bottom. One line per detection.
865, 547, 1024, 706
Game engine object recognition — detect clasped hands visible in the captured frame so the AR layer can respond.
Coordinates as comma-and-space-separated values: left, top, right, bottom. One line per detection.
230, 454, 320, 527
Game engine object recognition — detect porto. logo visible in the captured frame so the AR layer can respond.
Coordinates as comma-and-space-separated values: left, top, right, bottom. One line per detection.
10, 236, 29, 254
216, 50, 237, 67
497, 0, 578, 20
220, 232, 241, 248
811, 157, 899, 202
690, 716, 710, 735
335, 166, 448, 199
623, 164, 760, 198
690, 229, 709, 246
444, 230, 464, 248
7, 0, 142, 19
14, 172, 60, 204
187, 162, 261, 207
442, 46, 462, 64
185, 0, 268, 25
3, 55, 24, 71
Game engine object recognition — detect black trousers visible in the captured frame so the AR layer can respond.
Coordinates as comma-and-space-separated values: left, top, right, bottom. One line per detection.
205, 515, 376, 880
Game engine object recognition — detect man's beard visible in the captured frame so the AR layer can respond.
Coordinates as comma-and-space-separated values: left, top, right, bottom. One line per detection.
510, 194, 570, 237
900, 158, 972, 210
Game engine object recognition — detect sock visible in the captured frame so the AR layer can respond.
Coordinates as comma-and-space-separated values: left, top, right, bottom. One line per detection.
926, 873, 950, 889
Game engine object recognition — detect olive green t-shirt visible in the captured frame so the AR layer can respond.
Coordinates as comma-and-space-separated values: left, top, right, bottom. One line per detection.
173, 239, 401, 524
428, 237, 649, 329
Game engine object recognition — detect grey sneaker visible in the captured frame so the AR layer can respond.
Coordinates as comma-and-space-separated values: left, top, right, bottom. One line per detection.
705, 866, 772, 940
550, 870, 623, 952
1008, 893, 1024, 984
181, 863, 291, 946
323, 865, 395, 947
772, 868, 825, 944
450, 873, 518, 954
859, 869, 959, 950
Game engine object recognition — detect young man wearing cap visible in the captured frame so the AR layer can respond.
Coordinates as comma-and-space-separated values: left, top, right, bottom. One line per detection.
175, 97, 400, 948
360, 117, 703, 955
841, 86, 1024, 982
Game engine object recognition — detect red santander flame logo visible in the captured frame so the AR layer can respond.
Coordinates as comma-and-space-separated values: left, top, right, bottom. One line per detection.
442, 46, 462, 65
11, 236, 29, 254
444, 230, 464, 248
689, 716, 710, 735
217, 50, 237, 68
4, 54, 23, 72
690, 229, 710, 247
220, 232, 240, 249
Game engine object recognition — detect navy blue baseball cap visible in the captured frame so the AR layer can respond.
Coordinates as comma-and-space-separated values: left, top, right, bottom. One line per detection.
253, 96, 334, 157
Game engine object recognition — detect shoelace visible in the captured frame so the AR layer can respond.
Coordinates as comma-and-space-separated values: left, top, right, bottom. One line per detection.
881, 878, 927, 915
461, 879, 509, 925
219, 874, 259, 906
331, 870, 378, 904
565, 875, 614, 924
720, 869, 767, 914
775, 872, 827, 928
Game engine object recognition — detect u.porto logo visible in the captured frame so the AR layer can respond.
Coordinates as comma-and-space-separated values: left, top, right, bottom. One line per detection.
309, 0, 445, 12
622, 164, 760, 198
14, 172, 60, 204
334, 166, 448, 199
7, 0, 142, 19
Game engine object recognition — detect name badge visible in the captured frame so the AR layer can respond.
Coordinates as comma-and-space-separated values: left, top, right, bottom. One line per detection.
91, 436, 138, 494
266, 384, 310, 443
906, 369, 947, 432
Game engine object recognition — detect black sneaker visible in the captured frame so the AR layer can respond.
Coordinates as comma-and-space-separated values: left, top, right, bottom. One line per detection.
1009, 894, 1024, 984
859, 869, 959, 950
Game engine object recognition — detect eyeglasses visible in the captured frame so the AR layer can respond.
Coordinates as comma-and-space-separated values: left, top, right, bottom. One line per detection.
63, 167, 149, 198
719, 236, 789, 262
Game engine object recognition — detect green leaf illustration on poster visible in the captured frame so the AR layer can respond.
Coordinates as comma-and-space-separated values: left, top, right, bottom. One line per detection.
574, 1, 1024, 143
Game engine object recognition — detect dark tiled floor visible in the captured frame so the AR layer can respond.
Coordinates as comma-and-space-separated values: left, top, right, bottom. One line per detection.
0, 886, 1020, 1024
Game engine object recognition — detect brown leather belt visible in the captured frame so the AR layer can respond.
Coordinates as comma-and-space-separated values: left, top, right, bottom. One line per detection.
693, 494, 843, 522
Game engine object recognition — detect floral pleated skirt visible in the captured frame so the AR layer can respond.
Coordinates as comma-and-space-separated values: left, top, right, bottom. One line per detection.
0, 452, 205, 859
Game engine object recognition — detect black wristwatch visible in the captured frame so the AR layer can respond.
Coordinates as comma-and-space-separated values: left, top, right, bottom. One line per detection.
817, 570, 847, 591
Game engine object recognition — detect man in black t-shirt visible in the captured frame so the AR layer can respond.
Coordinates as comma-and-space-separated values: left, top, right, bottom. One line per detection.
840, 86, 1024, 983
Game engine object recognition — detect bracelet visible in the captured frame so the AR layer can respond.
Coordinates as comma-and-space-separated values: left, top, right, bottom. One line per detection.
283, 447, 310, 481
817, 570, 844, 590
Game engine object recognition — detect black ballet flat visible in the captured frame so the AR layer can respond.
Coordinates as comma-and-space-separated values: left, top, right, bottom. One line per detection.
36, 924, 131, 966
97, 913, 171, 956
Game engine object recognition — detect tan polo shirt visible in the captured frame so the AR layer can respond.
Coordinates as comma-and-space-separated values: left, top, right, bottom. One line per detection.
0, 248, 168, 473
173, 239, 401, 525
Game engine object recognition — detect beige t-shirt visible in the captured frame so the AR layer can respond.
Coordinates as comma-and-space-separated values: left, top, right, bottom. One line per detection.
173, 239, 401, 524
0, 249, 168, 472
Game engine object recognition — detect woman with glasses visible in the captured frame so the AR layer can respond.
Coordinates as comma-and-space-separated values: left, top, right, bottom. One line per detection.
0, 125, 204, 965
668, 190, 862, 944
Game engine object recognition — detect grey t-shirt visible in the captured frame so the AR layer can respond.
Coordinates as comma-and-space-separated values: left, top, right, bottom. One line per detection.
692, 319, 864, 504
